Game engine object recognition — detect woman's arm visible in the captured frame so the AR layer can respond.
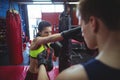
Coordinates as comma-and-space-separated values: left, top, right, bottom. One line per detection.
30, 27, 81, 50
30, 33, 64, 50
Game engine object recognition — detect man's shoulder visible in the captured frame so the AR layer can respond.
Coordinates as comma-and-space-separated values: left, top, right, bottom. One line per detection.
64, 64, 89, 80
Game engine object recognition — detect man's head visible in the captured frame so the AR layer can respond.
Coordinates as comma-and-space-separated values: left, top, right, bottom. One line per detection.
78, 0, 120, 49
64, 4, 71, 15
79, 0, 120, 30
38, 21, 52, 37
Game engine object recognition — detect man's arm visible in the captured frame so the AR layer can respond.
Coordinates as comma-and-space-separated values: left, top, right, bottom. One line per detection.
56, 64, 88, 80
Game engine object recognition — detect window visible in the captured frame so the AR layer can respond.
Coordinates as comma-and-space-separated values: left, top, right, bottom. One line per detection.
27, 4, 64, 40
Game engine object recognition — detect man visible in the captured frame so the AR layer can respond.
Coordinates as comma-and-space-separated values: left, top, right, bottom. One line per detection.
56, 0, 120, 80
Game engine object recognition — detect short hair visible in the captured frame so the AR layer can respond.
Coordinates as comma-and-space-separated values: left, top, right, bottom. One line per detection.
79, 0, 120, 30
38, 20, 52, 31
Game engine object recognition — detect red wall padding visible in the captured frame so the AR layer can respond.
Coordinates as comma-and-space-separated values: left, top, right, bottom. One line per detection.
42, 13, 61, 33
72, 11, 78, 25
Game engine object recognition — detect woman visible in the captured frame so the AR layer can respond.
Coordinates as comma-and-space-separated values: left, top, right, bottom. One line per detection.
25, 21, 54, 80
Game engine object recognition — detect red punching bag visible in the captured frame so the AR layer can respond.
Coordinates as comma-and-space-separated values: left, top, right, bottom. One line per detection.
6, 9, 23, 65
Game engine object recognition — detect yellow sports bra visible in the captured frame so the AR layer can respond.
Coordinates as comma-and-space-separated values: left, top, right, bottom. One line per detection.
29, 45, 45, 58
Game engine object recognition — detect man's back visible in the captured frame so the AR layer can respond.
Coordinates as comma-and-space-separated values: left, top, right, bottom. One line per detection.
83, 58, 120, 80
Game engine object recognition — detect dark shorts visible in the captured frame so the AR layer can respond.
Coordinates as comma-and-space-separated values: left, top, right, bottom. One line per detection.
25, 70, 38, 80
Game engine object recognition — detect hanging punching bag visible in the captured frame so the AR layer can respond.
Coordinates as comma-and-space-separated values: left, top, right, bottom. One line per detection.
6, 9, 23, 65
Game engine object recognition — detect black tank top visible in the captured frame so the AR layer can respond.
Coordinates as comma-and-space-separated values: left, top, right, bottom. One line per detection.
83, 59, 120, 80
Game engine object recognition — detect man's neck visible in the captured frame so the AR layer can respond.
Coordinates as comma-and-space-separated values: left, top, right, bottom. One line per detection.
96, 32, 120, 69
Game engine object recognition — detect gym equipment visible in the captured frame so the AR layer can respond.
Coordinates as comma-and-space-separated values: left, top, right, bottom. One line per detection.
6, 9, 23, 65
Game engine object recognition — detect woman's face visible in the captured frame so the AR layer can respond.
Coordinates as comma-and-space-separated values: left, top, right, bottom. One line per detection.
40, 26, 52, 37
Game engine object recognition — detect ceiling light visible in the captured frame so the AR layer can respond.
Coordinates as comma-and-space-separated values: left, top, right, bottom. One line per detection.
68, 2, 79, 4
32, 2, 52, 4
